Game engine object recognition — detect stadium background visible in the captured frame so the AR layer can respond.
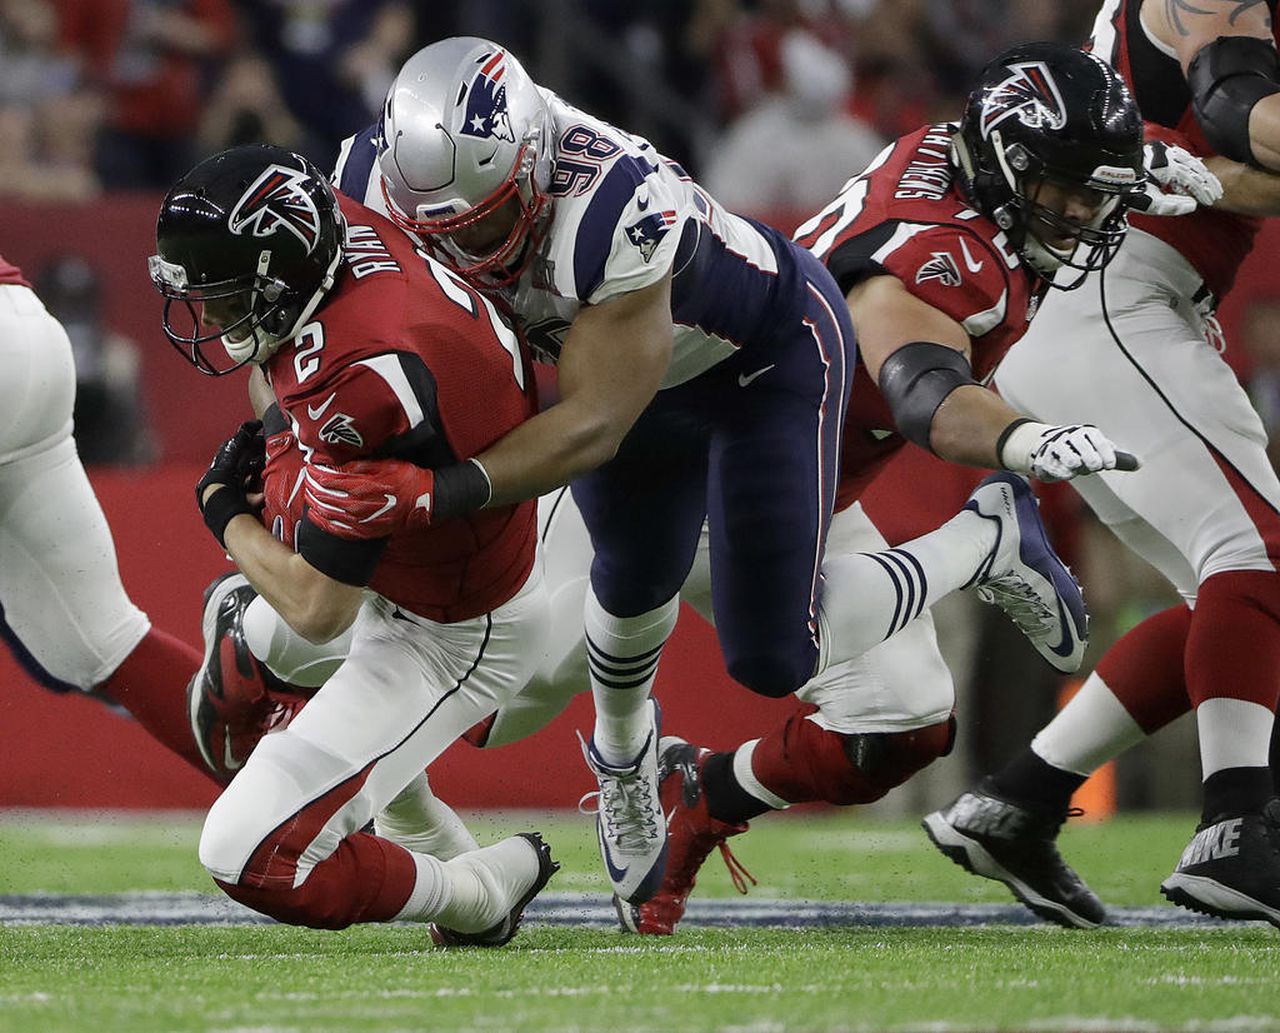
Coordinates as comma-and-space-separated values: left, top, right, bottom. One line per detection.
1, 0, 1277, 817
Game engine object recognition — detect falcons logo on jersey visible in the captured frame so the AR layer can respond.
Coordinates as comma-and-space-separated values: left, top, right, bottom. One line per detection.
979, 61, 1067, 139
460, 50, 515, 143
318, 412, 363, 448
228, 164, 323, 254
915, 251, 962, 288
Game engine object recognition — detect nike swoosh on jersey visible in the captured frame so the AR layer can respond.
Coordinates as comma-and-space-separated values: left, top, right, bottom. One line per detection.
738, 364, 775, 387
957, 237, 985, 274
869, 428, 896, 441
307, 393, 337, 421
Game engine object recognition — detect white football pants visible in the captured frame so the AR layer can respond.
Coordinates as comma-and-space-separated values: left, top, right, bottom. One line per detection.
0, 284, 147, 689
996, 229, 1280, 600
199, 561, 549, 885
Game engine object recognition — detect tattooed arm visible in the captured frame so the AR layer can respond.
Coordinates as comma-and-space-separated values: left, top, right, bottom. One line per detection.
1144, 0, 1280, 169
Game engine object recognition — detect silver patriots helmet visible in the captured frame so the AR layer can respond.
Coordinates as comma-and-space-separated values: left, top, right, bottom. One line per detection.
952, 42, 1146, 288
376, 37, 554, 288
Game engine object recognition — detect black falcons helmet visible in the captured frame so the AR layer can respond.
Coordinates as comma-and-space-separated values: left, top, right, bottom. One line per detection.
953, 42, 1145, 288
149, 144, 345, 375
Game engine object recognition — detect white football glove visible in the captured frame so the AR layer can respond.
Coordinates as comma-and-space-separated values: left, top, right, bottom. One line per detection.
999, 420, 1141, 483
1133, 141, 1223, 217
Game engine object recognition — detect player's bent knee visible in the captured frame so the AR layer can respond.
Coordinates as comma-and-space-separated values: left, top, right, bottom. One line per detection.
213, 876, 354, 930
828, 717, 956, 805
198, 793, 265, 885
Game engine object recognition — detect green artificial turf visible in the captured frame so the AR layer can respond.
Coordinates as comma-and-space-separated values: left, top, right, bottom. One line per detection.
2, 809, 1277, 1033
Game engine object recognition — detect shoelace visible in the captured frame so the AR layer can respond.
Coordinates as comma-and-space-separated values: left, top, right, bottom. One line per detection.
665, 825, 757, 899
578, 772, 660, 851
977, 576, 1057, 635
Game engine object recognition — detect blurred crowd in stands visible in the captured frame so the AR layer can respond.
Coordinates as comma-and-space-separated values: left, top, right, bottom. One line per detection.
0, 0, 1093, 200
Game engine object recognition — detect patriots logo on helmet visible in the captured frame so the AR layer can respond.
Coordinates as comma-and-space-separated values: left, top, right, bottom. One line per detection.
626, 210, 678, 263
228, 164, 323, 254
915, 252, 962, 288
318, 412, 363, 448
979, 61, 1067, 139
460, 50, 516, 143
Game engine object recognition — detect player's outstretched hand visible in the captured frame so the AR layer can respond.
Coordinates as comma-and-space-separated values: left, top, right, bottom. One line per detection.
999, 419, 1141, 483
304, 459, 435, 538
1134, 141, 1223, 217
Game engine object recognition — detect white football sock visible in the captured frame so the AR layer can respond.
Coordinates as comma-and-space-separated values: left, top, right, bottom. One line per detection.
585, 589, 678, 764
1196, 697, 1274, 778
817, 508, 996, 671
1030, 672, 1146, 776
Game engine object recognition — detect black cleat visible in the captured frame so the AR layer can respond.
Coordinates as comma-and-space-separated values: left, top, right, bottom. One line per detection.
922, 778, 1105, 928
1161, 800, 1280, 928
431, 832, 560, 947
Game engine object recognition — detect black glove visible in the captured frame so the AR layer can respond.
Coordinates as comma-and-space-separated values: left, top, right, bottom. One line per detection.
197, 419, 264, 546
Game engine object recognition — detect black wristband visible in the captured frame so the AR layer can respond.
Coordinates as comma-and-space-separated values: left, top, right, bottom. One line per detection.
201, 487, 255, 548
433, 460, 492, 522
995, 417, 1036, 470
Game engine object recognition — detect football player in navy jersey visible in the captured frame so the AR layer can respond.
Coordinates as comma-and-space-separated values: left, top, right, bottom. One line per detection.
304, 37, 1139, 910
150, 144, 558, 943
929, 0, 1280, 931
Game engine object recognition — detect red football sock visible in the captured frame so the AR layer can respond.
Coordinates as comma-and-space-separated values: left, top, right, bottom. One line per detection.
747, 704, 952, 807
216, 832, 418, 929
98, 627, 207, 777
1094, 604, 1192, 734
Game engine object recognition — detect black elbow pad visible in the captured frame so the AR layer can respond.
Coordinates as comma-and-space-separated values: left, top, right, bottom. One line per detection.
877, 342, 976, 452
1188, 35, 1280, 166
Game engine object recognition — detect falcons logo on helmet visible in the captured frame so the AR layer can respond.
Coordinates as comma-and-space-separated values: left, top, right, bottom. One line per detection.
979, 61, 1067, 139
228, 164, 323, 254
460, 50, 515, 143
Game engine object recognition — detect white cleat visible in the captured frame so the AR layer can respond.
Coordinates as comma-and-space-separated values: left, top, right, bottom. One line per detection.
963, 472, 1088, 673
579, 697, 669, 905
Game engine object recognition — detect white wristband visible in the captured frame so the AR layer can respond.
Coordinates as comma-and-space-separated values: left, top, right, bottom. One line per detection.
998, 420, 1053, 473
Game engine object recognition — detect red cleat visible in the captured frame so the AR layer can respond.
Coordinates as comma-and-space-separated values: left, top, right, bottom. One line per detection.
188, 573, 308, 785
614, 736, 755, 935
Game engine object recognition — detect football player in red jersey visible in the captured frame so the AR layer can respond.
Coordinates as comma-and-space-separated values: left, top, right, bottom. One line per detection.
0, 251, 213, 775
928, 0, 1280, 930
310, 37, 1129, 912
149, 144, 557, 942
306, 41, 1209, 935
615, 40, 1214, 936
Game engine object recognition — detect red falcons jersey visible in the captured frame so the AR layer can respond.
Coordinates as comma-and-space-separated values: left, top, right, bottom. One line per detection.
1088, 0, 1278, 299
265, 193, 538, 623
794, 123, 1049, 509
0, 253, 30, 288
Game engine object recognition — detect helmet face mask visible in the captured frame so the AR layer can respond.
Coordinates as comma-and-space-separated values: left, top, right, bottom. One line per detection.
150, 253, 296, 375
953, 43, 1146, 289
376, 38, 554, 289
150, 146, 345, 375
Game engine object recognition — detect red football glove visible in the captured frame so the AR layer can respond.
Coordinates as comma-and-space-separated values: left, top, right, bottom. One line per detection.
260, 428, 306, 548
303, 459, 435, 539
